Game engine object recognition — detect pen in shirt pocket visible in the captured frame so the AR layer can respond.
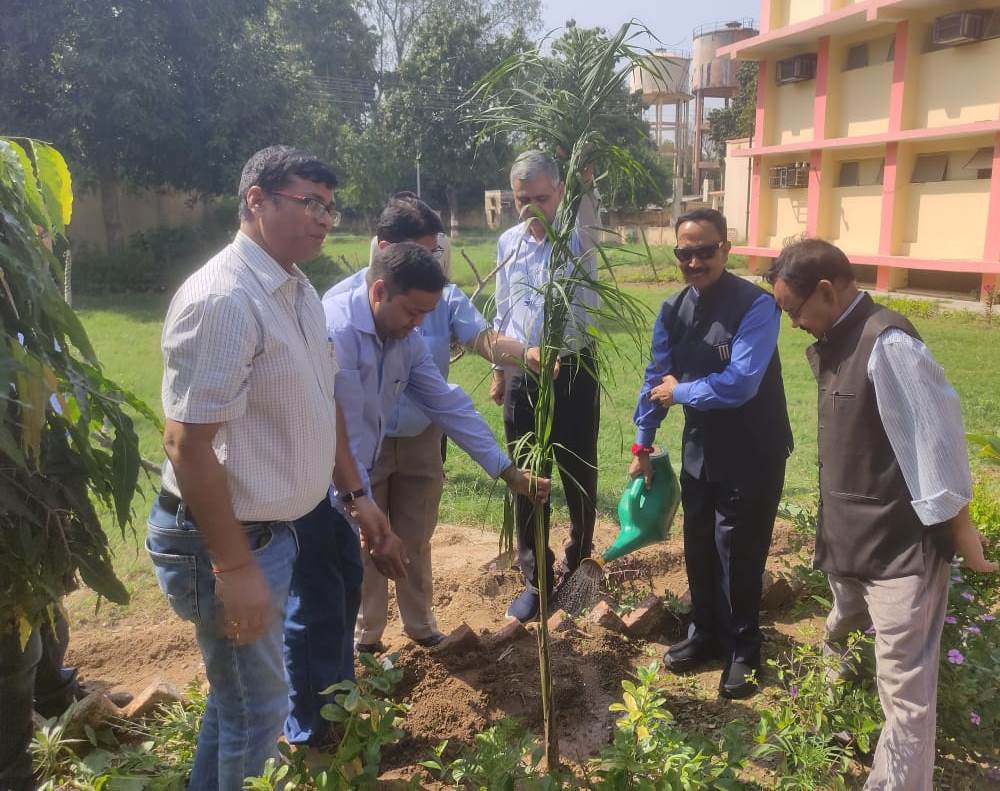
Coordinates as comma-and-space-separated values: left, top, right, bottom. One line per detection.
393, 379, 404, 395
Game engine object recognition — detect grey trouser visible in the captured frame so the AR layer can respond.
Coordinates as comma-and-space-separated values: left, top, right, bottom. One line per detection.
356, 425, 444, 644
824, 552, 950, 791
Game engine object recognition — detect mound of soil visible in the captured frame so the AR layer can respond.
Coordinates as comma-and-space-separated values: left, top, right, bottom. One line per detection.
64, 518, 805, 766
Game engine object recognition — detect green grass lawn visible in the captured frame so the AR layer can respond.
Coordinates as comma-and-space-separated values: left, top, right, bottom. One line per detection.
75, 232, 1000, 564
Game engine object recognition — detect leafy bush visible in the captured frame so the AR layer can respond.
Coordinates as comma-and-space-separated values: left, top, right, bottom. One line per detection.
936, 564, 1000, 759
73, 222, 231, 295
246, 652, 408, 790
592, 662, 751, 790
420, 719, 556, 790
755, 634, 883, 790
33, 683, 203, 789
871, 295, 940, 319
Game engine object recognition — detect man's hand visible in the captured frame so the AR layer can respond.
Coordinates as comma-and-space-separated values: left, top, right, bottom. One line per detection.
501, 466, 551, 505
649, 374, 679, 408
352, 497, 408, 579
523, 347, 560, 378
628, 453, 654, 491
954, 519, 998, 573
215, 562, 273, 645
490, 369, 506, 405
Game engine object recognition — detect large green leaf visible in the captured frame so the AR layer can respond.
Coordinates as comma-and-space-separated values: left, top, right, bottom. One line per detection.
30, 141, 73, 234
6, 140, 51, 234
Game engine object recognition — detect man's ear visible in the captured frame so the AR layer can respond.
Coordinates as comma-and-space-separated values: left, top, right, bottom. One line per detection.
377, 240, 389, 250
245, 185, 267, 216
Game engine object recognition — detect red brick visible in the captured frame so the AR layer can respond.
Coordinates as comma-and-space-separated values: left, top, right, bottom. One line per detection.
483, 619, 530, 649
622, 595, 670, 640
586, 600, 627, 634
433, 623, 481, 655
546, 609, 573, 633
123, 679, 182, 719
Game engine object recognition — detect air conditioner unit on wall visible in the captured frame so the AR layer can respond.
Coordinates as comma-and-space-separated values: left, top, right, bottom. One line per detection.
932, 11, 989, 46
775, 54, 818, 84
768, 162, 810, 189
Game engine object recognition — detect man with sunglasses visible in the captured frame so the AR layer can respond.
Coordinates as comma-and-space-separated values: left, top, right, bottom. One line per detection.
766, 239, 995, 790
630, 208, 793, 699
149, 146, 401, 789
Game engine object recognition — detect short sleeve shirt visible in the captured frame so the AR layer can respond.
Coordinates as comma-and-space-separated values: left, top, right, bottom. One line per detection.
160, 232, 339, 522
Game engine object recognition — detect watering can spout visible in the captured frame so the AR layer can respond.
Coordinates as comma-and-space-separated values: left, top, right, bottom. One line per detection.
601, 450, 679, 563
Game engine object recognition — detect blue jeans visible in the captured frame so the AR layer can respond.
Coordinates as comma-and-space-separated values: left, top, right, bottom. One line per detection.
147, 499, 299, 790
283, 498, 363, 745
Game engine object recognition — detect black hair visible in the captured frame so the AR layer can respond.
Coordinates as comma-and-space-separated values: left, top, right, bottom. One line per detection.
375, 198, 445, 243
238, 146, 338, 222
367, 241, 447, 295
392, 190, 419, 200
674, 208, 728, 241
764, 238, 855, 296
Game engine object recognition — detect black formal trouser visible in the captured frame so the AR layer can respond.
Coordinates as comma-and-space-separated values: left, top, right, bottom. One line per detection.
680, 461, 785, 667
503, 349, 600, 591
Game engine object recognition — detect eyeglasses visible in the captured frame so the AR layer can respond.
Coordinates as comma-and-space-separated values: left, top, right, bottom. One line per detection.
673, 241, 723, 264
785, 282, 819, 322
271, 191, 342, 227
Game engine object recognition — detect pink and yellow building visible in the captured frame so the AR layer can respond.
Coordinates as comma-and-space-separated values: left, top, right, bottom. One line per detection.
722, 0, 1000, 298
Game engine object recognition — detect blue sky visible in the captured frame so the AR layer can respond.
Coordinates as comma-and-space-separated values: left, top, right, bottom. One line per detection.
539, 0, 761, 51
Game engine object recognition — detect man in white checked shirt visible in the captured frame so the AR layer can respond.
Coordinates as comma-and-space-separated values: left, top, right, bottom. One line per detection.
147, 146, 405, 791
767, 239, 996, 791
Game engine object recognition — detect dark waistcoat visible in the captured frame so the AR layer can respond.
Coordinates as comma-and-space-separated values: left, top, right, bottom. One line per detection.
807, 293, 949, 579
663, 270, 793, 482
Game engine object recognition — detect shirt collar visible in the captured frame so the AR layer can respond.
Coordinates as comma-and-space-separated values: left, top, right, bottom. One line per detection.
232, 231, 307, 294
348, 279, 379, 338
832, 290, 866, 328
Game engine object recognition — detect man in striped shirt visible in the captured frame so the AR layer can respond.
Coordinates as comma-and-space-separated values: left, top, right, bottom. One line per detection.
767, 239, 995, 791
149, 146, 403, 790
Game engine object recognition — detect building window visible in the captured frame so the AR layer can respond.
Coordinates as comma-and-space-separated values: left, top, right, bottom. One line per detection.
838, 162, 860, 186
886, 38, 895, 62
845, 44, 869, 70
911, 154, 949, 183
964, 147, 994, 179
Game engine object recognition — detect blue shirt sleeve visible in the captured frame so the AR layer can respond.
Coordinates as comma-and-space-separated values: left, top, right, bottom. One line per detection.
671, 293, 781, 411
446, 285, 488, 346
405, 335, 512, 477
328, 322, 371, 492
633, 300, 675, 447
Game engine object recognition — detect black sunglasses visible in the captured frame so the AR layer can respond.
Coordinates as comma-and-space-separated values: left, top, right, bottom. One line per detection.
673, 241, 723, 264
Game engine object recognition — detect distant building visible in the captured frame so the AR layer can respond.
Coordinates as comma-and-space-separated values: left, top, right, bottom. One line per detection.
722, 0, 1000, 299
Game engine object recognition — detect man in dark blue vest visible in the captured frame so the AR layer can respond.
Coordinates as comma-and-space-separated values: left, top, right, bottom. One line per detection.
630, 208, 793, 698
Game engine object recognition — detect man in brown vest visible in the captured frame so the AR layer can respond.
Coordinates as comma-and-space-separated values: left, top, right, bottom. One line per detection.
766, 239, 995, 790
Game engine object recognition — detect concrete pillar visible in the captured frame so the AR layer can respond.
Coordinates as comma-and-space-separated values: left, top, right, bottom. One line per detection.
876, 266, 908, 292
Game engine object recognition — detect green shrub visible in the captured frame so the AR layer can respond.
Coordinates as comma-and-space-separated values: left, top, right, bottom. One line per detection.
936, 566, 1000, 760
755, 634, 883, 790
872, 295, 940, 319
592, 662, 751, 790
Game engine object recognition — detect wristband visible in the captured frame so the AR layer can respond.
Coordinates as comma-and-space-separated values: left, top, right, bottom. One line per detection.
631, 443, 655, 456
339, 487, 367, 503
211, 558, 254, 575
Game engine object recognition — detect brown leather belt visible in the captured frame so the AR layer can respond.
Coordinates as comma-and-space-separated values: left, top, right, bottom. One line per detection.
157, 489, 278, 528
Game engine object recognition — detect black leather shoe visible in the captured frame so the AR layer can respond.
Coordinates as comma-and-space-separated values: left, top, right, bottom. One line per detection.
355, 640, 387, 655
413, 633, 446, 648
663, 636, 722, 673
506, 589, 540, 623
719, 659, 759, 699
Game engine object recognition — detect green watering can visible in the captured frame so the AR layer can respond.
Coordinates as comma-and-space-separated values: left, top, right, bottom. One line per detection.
592, 449, 680, 569
553, 450, 680, 613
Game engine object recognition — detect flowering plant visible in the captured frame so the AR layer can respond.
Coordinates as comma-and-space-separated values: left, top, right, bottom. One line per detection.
936, 564, 1000, 759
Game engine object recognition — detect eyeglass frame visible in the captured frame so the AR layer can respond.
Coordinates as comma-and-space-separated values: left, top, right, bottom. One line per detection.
784, 280, 820, 322
270, 190, 342, 227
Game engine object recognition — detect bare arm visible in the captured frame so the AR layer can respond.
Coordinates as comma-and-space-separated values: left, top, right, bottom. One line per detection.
471, 329, 539, 371
164, 419, 270, 644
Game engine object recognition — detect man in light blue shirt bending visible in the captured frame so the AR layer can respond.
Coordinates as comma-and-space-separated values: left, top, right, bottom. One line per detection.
326, 197, 544, 653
